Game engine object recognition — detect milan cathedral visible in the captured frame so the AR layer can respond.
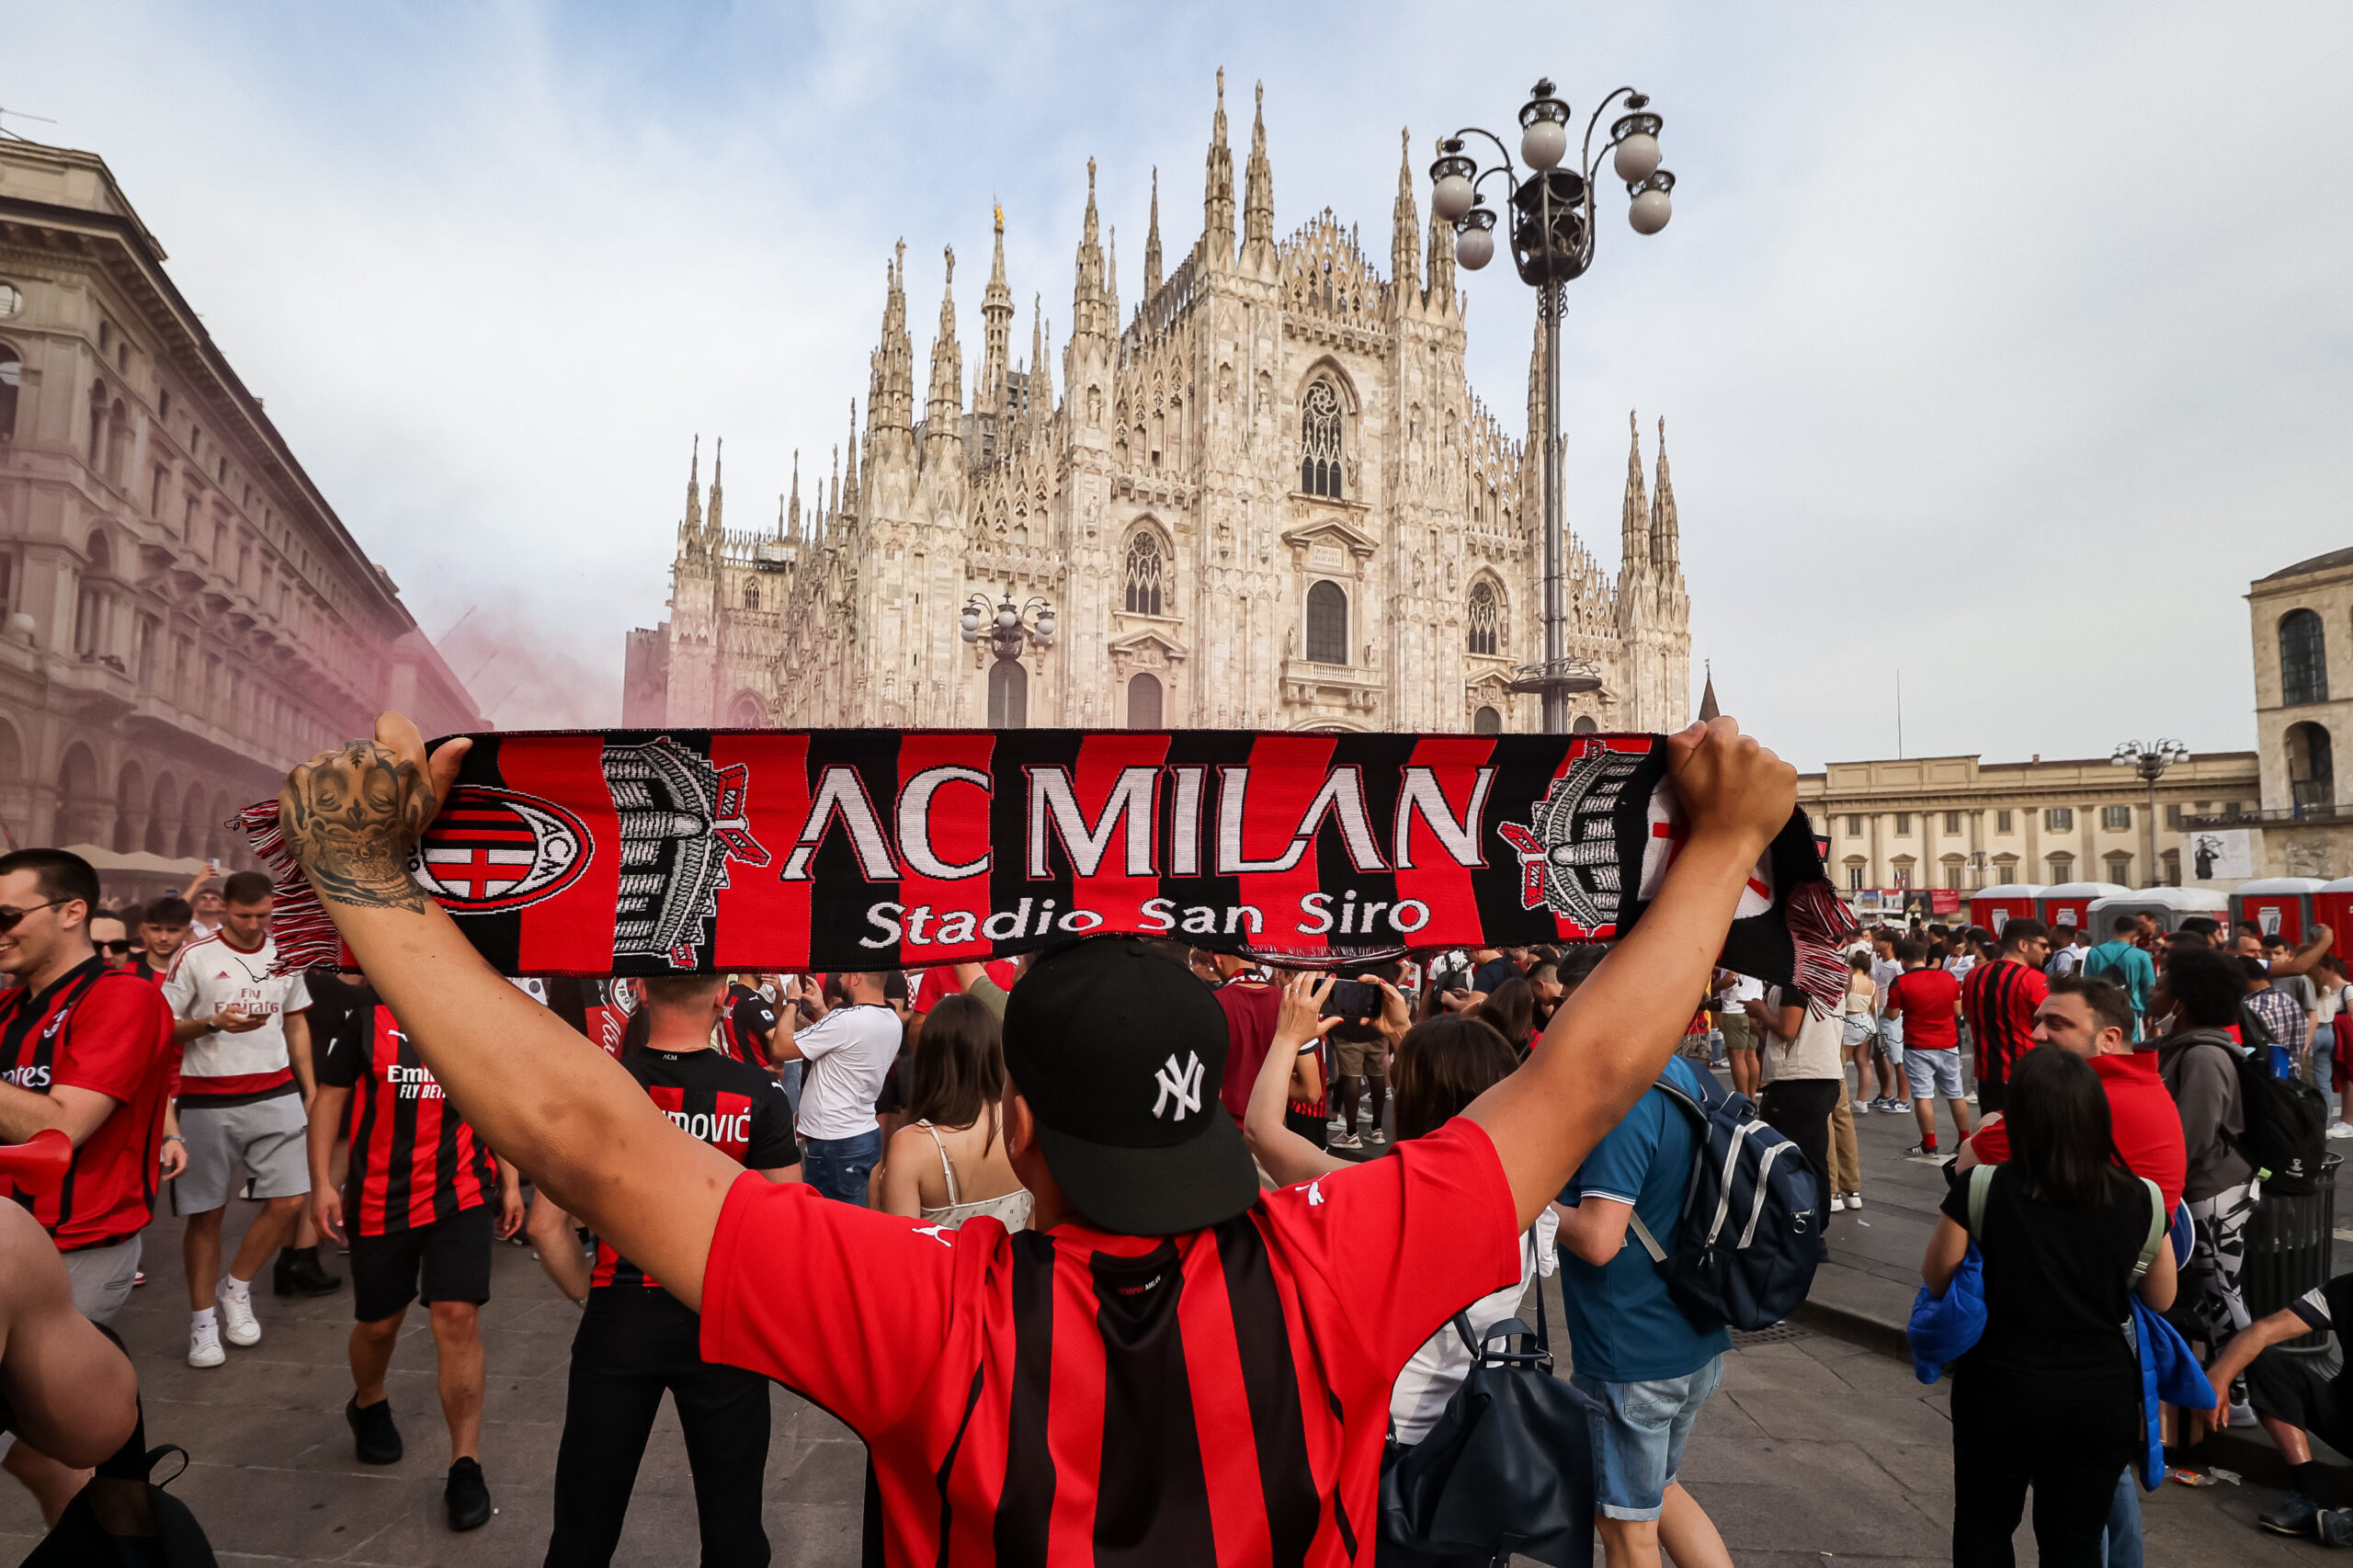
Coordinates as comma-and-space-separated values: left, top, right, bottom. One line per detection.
623, 74, 1691, 735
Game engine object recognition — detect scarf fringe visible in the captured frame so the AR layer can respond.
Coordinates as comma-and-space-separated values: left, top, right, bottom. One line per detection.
233, 801, 348, 973
1787, 879, 1863, 1017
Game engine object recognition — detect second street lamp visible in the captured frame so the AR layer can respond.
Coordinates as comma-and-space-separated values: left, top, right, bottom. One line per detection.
2111, 738, 2190, 887
1434, 79, 1675, 733
960, 590, 1055, 727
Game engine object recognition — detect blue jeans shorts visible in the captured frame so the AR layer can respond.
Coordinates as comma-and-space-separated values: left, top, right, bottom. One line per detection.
1907, 1046, 1965, 1101
1570, 1354, 1725, 1520
1875, 1016, 1904, 1066
801, 1129, 882, 1206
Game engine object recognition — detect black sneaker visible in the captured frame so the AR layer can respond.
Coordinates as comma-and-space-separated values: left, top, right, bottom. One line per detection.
2262, 1494, 2322, 1537
277, 1247, 341, 1298
1904, 1142, 1940, 1159
2317, 1507, 2353, 1549
347, 1395, 402, 1465
446, 1457, 492, 1531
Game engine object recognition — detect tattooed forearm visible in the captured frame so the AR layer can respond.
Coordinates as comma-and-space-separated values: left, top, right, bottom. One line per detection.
278, 742, 439, 914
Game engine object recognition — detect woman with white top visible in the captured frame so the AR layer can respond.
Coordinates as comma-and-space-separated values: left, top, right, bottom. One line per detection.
875, 994, 1032, 1232
1244, 972, 1558, 1568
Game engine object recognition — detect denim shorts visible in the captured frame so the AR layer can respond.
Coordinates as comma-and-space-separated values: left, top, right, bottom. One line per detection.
801, 1128, 882, 1206
1570, 1354, 1725, 1520
1907, 1046, 1965, 1100
1875, 1016, 1904, 1064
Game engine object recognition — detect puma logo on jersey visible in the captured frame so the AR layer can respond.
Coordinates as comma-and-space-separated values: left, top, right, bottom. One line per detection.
1151, 1051, 1204, 1121
914, 1224, 953, 1247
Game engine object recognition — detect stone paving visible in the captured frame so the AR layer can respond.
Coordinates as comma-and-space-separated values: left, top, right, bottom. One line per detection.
1, 1082, 2345, 1563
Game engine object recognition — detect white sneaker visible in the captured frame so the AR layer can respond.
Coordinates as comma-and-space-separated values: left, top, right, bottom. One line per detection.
217, 1281, 262, 1347
188, 1317, 225, 1369
2330, 1122, 2353, 1141
1847, 1194, 1863, 1210
1829, 1194, 1847, 1212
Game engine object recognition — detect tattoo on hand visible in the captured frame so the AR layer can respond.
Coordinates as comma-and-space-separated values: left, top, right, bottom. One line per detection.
278, 742, 438, 913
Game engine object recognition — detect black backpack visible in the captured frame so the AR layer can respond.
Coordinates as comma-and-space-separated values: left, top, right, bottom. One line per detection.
1626, 1067, 1824, 1333
2197, 1037, 2327, 1194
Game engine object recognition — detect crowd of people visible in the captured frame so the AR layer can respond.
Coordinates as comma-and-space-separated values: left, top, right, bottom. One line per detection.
1, 710, 2350, 1564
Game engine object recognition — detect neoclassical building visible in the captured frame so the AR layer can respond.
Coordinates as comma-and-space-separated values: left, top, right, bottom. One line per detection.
0, 139, 481, 866
625, 76, 1691, 735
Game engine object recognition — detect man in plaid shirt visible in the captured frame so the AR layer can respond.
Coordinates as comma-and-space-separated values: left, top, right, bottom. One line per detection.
2245, 956, 2313, 1078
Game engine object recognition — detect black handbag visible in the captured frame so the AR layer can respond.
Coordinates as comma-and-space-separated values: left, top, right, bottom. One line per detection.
1379, 1296, 1600, 1568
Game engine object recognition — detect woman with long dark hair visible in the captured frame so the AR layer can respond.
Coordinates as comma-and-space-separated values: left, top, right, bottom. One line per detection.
1922, 1045, 2176, 1566
1472, 976, 1538, 1055
874, 994, 1030, 1231
1245, 976, 1555, 1568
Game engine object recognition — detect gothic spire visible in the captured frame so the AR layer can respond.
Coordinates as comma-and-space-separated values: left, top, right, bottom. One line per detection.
1620, 410, 1650, 573
981, 201, 1014, 422
827, 444, 839, 526
1241, 79, 1275, 270
1029, 294, 1052, 425
841, 398, 860, 521
870, 242, 915, 437
1142, 166, 1164, 299
1202, 68, 1234, 269
1072, 158, 1109, 342
681, 433, 702, 539
1426, 205, 1456, 316
706, 436, 725, 536
785, 449, 800, 540
925, 246, 964, 461
1651, 415, 1680, 573
1390, 126, 1420, 311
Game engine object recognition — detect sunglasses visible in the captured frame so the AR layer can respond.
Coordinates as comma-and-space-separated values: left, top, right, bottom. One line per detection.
0, 901, 63, 934
97, 939, 134, 955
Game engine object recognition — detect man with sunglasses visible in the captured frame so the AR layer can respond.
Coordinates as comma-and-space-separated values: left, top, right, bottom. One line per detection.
88, 915, 134, 974
0, 848, 180, 1518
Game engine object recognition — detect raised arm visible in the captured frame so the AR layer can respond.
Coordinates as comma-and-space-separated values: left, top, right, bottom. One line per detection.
2272, 924, 2335, 979
1242, 973, 1346, 1186
1465, 717, 1795, 1230
277, 716, 741, 1312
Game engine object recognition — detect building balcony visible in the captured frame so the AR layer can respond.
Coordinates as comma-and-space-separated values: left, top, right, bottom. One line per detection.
2183, 801, 2350, 829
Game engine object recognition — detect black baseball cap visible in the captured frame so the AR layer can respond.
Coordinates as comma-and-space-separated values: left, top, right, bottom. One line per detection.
1002, 937, 1258, 1236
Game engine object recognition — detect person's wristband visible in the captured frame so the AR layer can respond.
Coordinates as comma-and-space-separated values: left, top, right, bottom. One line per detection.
161, 1134, 185, 1144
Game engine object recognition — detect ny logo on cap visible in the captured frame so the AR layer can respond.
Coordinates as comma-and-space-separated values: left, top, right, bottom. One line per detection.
1152, 1051, 1205, 1122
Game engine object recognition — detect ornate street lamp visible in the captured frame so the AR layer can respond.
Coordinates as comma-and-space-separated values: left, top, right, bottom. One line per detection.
960, 591, 1055, 660
1434, 80, 1673, 733
2111, 739, 2190, 887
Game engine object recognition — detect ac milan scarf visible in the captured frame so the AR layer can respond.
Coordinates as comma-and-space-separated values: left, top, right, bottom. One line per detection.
241, 728, 1855, 998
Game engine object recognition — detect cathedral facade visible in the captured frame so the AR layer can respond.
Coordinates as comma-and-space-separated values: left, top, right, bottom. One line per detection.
623, 77, 1690, 736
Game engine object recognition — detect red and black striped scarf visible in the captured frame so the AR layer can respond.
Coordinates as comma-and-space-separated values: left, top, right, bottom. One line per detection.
242, 728, 1854, 995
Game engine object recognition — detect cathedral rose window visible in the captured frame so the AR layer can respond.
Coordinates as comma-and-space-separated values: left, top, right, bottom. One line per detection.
1301, 381, 1343, 499
1124, 531, 1165, 616
1467, 580, 1499, 655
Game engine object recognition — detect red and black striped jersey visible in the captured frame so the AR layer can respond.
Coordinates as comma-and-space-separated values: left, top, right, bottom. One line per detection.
594, 1044, 797, 1290
321, 995, 496, 1236
717, 983, 778, 1072
1961, 958, 2049, 1085
698, 1117, 1522, 1567
0, 958, 176, 1250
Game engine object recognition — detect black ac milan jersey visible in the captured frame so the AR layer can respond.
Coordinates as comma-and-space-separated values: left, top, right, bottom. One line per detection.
321, 993, 498, 1237
594, 1044, 798, 1290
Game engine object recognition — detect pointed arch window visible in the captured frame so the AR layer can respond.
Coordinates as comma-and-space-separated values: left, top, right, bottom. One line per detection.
1467, 580, 1499, 656
1301, 380, 1343, 498
1123, 530, 1164, 616
1306, 580, 1347, 665
742, 578, 760, 610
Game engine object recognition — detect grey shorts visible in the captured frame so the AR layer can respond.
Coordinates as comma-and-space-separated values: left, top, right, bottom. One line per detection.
177, 1093, 312, 1213
1907, 1047, 1966, 1101
63, 1234, 142, 1326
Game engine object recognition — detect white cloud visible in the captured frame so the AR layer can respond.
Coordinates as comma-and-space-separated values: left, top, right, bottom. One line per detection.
10, 2, 2347, 765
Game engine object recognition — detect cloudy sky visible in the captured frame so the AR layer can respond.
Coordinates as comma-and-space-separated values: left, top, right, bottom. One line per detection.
10, 2, 2347, 767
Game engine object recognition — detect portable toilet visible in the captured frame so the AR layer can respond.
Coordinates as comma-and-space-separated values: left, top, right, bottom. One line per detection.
2083, 886, 2231, 937
2314, 877, 2353, 941
2232, 877, 2328, 944
1968, 884, 2046, 937
2037, 881, 2133, 936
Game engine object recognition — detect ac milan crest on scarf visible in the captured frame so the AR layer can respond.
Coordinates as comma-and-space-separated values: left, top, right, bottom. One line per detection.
241, 728, 1855, 998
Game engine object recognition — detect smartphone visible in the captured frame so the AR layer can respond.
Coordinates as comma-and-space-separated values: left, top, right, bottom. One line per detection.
1321, 980, 1381, 1020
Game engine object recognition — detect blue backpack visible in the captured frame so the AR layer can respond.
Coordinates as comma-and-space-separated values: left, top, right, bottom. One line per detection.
1624, 1068, 1824, 1333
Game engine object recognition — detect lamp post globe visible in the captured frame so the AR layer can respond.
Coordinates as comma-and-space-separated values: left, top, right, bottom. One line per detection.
1629, 186, 1672, 234
1455, 208, 1496, 270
